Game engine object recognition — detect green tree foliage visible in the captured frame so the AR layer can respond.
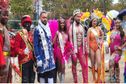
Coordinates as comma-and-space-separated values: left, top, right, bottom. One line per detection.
43, 0, 113, 18
10, 0, 34, 19
117, 0, 126, 10
110, 0, 126, 11
9, 0, 34, 29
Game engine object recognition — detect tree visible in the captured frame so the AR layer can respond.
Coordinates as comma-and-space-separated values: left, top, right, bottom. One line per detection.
43, 0, 113, 18
9, 0, 34, 29
118, 0, 126, 10
110, 0, 126, 11
10, 0, 34, 19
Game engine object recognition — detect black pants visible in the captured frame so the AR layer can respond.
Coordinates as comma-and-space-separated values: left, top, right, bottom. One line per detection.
54, 59, 58, 83
22, 60, 35, 83
38, 68, 56, 83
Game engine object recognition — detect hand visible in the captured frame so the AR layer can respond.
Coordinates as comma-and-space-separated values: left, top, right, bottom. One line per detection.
24, 47, 29, 55
86, 47, 89, 54
37, 60, 42, 67
33, 65, 37, 72
105, 47, 109, 54
114, 55, 121, 63
117, 46, 122, 50
71, 50, 75, 56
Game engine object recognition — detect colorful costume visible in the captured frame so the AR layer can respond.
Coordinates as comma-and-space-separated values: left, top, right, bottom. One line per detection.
123, 35, 126, 82
0, 27, 11, 83
53, 31, 72, 82
0, 32, 5, 67
34, 20, 55, 83
88, 26, 103, 83
54, 31, 72, 63
48, 19, 58, 39
15, 29, 35, 83
88, 27, 102, 52
109, 30, 122, 83
70, 21, 88, 83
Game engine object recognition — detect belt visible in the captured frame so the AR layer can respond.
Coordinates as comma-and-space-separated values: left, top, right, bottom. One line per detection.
19, 55, 32, 65
3, 51, 10, 56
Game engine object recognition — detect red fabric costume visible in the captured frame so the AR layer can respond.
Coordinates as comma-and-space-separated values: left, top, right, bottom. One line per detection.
0, 33, 5, 67
15, 29, 34, 65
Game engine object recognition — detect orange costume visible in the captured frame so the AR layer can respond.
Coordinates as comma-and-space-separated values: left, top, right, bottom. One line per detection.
88, 26, 103, 83
88, 27, 102, 52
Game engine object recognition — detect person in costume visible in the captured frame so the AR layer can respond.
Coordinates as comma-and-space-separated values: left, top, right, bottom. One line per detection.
109, 18, 125, 83
69, 9, 88, 83
121, 15, 126, 83
0, 7, 11, 83
15, 15, 35, 83
53, 17, 72, 83
87, 18, 103, 83
34, 11, 55, 83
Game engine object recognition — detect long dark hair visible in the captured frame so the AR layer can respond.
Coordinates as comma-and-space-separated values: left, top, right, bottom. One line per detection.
115, 18, 125, 39
89, 18, 98, 28
58, 17, 67, 33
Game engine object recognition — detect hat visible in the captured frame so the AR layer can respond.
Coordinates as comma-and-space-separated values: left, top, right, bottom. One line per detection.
73, 9, 81, 16
21, 15, 32, 26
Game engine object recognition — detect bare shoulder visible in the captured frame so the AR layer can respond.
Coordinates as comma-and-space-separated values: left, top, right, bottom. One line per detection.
87, 27, 92, 32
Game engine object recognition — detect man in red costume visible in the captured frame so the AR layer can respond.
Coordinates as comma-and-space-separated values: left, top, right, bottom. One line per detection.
0, 7, 11, 83
15, 15, 35, 83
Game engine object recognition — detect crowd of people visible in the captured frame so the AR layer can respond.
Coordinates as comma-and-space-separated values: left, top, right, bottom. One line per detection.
0, 5, 126, 83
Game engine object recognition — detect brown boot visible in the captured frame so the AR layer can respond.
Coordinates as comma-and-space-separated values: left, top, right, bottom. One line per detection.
92, 66, 96, 82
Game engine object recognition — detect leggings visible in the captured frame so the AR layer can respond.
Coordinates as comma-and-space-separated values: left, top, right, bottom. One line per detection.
71, 47, 88, 83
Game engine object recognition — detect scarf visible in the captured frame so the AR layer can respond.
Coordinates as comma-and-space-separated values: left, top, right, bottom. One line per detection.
3, 26, 10, 52
38, 20, 51, 60
57, 31, 64, 54
72, 22, 85, 54
90, 27, 101, 48
72, 22, 78, 53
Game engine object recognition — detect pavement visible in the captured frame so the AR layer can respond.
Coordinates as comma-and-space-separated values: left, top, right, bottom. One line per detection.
63, 55, 125, 83
11, 53, 125, 83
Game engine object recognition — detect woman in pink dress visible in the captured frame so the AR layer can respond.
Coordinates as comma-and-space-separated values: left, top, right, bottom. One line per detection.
109, 19, 125, 83
53, 17, 72, 83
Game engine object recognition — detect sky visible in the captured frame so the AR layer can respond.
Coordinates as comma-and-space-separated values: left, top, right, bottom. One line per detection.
113, 0, 119, 4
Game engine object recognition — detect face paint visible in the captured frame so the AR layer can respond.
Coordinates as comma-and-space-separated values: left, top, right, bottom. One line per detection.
23, 22, 31, 31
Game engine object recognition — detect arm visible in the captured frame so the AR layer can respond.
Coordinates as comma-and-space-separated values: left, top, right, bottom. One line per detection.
87, 28, 90, 53
121, 35, 126, 49
68, 25, 73, 45
121, 42, 126, 49
99, 26, 104, 41
68, 25, 74, 55
52, 32, 58, 46
33, 29, 41, 62
15, 33, 24, 56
